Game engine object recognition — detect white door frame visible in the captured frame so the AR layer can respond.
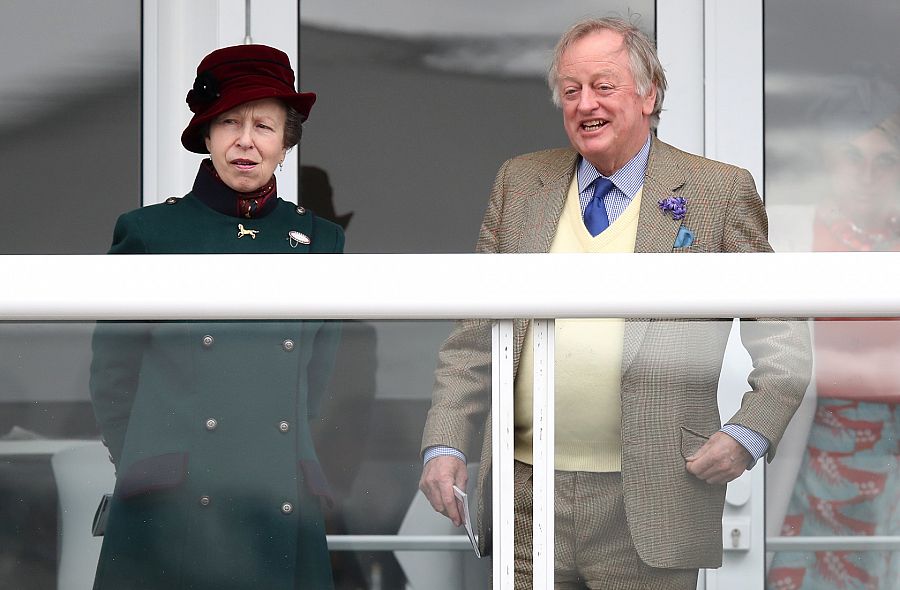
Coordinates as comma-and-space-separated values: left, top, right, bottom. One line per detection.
660, 2, 767, 588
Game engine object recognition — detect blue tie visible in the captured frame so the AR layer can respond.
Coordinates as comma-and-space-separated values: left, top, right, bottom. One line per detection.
583, 177, 614, 236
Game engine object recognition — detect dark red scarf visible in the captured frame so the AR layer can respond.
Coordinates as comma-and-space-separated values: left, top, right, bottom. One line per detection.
192, 159, 278, 219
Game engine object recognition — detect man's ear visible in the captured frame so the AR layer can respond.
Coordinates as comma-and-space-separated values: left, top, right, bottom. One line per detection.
642, 85, 657, 117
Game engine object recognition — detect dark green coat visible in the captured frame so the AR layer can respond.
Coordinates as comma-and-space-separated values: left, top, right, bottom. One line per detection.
90, 194, 343, 589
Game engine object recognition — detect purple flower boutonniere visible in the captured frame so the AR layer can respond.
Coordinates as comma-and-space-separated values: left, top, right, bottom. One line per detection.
658, 196, 687, 221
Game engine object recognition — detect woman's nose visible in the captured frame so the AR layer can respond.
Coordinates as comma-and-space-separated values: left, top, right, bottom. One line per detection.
236, 123, 254, 148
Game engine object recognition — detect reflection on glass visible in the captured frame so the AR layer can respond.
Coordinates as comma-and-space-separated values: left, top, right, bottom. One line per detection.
0, 0, 140, 254
0, 322, 101, 589
765, 3, 900, 584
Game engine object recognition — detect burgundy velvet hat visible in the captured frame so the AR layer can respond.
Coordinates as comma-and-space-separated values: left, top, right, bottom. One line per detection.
181, 44, 316, 154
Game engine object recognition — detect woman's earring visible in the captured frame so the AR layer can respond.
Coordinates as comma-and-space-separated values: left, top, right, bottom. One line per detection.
278, 160, 284, 171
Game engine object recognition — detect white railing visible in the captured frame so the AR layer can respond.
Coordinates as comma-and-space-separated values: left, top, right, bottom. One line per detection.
3, 252, 900, 320
4, 252, 900, 589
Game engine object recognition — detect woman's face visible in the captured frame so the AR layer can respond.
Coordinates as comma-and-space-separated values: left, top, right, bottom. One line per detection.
827, 126, 900, 208
205, 98, 287, 192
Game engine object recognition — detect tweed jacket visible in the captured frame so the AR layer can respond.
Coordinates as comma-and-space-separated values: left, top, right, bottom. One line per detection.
420, 137, 811, 568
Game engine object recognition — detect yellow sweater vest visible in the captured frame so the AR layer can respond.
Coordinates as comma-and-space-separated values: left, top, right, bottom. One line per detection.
514, 175, 643, 472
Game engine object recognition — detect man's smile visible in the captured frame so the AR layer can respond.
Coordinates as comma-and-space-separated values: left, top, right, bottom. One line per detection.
581, 119, 608, 131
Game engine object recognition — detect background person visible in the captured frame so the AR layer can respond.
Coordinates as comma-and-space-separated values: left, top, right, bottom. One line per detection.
767, 102, 900, 590
89, 44, 343, 589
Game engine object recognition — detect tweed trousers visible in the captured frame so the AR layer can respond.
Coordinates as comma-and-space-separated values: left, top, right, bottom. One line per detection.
513, 461, 699, 590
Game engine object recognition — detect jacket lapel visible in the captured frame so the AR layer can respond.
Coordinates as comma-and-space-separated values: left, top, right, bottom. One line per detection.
622, 138, 687, 372
514, 149, 577, 373
634, 138, 687, 254
518, 150, 578, 254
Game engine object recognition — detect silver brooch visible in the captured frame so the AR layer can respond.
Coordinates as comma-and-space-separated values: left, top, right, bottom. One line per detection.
288, 231, 311, 247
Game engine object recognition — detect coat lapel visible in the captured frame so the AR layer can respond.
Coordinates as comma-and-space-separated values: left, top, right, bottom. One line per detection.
622, 138, 687, 373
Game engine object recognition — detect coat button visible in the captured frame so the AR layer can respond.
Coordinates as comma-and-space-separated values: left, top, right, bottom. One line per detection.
295, 206, 306, 215
201, 335, 215, 348
278, 421, 290, 433
281, 502, 293, 514
282, 339, 295, 352
205, 418, 218, 431
165, 196, 180, 205
199, 495, 211, 507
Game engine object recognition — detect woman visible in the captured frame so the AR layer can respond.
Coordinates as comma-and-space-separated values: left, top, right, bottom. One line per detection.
90, 45, 343, 589
767, 109, 900, 589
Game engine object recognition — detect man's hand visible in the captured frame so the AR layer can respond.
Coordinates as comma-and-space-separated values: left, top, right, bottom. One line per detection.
419, 455, 467, 527
685, 431, 752, 485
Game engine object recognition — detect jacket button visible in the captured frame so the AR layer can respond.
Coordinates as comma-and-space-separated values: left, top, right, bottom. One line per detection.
205, 418, 218, 431
199, 495, 211, 507
278, 421, 290, 433
282, 339, 295, 352
295, 206, 306, 215
201, 335, 215, 348
281, 502, 293, 514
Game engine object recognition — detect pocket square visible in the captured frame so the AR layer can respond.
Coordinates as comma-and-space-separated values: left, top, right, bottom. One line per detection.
674, 226, 694, 248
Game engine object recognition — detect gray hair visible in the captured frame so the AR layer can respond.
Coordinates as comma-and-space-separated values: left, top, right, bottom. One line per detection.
548, 17, 667, 129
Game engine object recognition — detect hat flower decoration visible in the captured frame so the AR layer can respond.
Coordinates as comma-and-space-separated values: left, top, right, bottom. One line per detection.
658, 196, 687, 220
187, 71, 221, 108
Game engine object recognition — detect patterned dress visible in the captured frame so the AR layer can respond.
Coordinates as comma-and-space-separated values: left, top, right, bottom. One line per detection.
767, 208, 900, 590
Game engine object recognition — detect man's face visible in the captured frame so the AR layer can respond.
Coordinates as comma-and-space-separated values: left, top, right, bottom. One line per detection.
558, 30, 656, 176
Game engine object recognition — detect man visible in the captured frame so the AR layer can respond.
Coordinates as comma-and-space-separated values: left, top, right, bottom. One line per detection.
419, 17, 811, 590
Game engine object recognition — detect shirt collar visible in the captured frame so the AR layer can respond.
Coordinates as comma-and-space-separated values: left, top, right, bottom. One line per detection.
576, 134, 651, 197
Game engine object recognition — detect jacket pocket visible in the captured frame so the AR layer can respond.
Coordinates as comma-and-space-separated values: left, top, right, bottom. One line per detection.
679, 427, 711, 459
116, 452, 188, 499
299, 459, 335, 508
673, 243, 711, 253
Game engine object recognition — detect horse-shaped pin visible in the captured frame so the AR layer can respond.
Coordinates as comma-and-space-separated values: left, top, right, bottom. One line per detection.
237, 224, 259, 239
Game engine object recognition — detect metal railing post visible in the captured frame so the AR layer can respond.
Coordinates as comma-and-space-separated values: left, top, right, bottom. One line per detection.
493, 320, 515, 589
531, 319, 555, 587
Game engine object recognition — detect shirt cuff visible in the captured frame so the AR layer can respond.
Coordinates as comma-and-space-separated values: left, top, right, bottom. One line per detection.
720, 424, 769, 469
423, 445, 467, 466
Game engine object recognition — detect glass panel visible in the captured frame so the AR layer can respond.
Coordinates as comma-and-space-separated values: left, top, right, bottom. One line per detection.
766, 322, 900, 588
764, 1, 900, 255
0, 319, 469, 589
298, 0, 654, 254
765, 2, 900, 587
297, 3, 655, 587
0, 1, 141, 254
4, 315, 816, 589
